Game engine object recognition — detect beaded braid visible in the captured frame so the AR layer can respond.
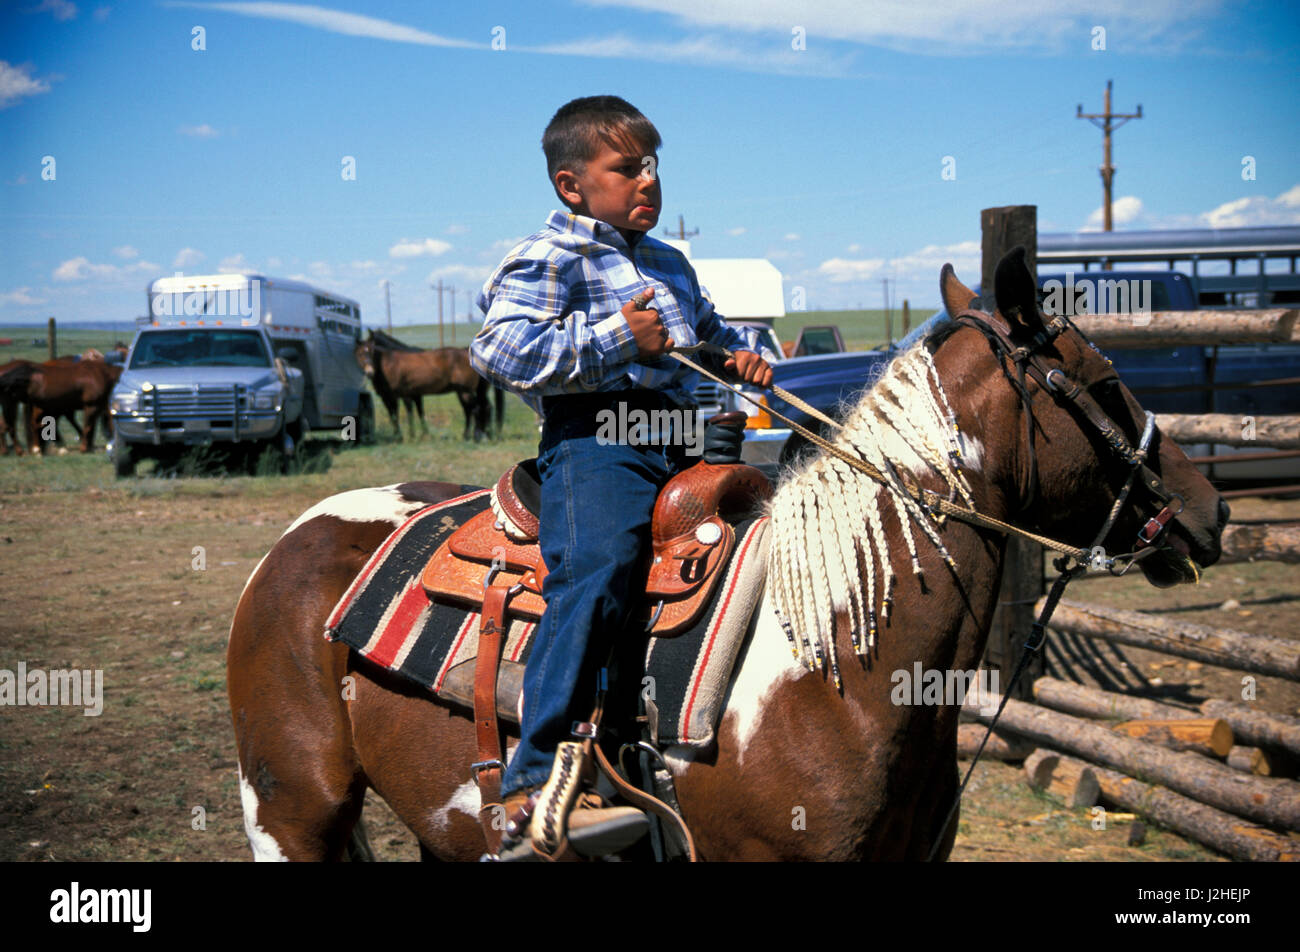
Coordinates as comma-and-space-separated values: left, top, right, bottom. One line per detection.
766, 345, 972, 663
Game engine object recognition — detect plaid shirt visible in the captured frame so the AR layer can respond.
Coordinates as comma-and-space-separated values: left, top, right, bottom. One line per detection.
471, 210, 775, 412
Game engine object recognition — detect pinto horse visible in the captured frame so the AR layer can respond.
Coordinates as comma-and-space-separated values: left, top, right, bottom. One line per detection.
228, 253, 1228, 861
354, 331, 491, 441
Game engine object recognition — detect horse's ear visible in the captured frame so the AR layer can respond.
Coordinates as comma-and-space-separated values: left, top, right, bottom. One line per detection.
939, 263, 978, 318
993, 246, 1044, 335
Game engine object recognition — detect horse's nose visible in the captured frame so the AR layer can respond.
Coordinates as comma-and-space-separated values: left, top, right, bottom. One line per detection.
1218, 497, 1231, 530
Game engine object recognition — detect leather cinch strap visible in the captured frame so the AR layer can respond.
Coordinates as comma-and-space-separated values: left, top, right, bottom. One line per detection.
472, 581, 514, 855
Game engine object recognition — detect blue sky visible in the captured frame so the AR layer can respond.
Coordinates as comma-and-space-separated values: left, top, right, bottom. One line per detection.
2, 0, 1298, 326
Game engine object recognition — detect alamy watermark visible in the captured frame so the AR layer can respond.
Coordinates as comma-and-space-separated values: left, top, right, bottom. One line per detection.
1041, 272, 1153, 320
890, 663, 1000, 715
0, 663, 103, 716
595, 402, 704, 456
150, 274, 261, 319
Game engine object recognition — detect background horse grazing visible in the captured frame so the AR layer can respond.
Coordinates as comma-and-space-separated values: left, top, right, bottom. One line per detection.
0, 358, 121, 454
354, 331, 491, 441
229, 254, 1228, 861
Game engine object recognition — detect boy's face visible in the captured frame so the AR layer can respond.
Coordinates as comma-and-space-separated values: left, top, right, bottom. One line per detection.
555, 140, 661, 240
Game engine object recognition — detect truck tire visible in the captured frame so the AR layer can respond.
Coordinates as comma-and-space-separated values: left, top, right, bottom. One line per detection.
111, 441, 135, 478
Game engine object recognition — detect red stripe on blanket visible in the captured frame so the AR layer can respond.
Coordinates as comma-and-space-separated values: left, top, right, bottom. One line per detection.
370, 577, 431, 668
324, 488, 487, 630
680, 518, 766, 742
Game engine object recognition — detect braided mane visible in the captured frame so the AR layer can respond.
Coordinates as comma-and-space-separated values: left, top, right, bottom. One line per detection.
764, 342, 978, 686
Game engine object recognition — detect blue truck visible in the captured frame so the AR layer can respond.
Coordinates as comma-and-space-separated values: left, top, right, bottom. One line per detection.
742, 270, 1299, 482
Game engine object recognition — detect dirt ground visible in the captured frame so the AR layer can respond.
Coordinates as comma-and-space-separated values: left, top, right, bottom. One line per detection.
1, 435, 1297, 862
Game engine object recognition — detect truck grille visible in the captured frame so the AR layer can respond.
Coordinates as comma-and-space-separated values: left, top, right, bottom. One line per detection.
694, 380, 724, 414
148, 385, 243, 418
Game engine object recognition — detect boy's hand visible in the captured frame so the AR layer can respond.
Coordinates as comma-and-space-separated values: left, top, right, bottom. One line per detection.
725, 350, 773, 389
624, 288, 674, 358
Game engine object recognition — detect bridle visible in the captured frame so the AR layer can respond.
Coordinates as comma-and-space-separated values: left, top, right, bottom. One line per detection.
947, 305, 1186, 572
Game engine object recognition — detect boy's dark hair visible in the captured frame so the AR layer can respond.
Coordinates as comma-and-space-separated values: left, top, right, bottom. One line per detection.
542, 96, 661, 205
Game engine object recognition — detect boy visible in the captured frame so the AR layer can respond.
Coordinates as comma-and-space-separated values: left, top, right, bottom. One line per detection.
470, 95, 775, 849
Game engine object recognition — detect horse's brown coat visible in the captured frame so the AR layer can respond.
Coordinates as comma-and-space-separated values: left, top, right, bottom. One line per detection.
229, 262, 1227, 861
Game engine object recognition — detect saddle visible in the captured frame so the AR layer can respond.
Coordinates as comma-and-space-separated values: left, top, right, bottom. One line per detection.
421, 444, 771, 636
419, 409, 770, 859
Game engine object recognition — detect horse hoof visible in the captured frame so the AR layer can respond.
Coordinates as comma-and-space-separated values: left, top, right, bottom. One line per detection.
58, 447, 70, 456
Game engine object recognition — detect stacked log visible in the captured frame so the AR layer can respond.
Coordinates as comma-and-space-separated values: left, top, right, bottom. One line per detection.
1023, 749, 1099, 807
1111, 718, 1234, 758
962, 693, 1300, 832
1219, 522, 1300, 565
956, 723, 1034, 762
1039, 600, 1300, 680
1060, 754, 1300, 862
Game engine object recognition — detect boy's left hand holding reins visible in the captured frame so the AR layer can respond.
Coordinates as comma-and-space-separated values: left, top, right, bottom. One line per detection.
725, 349, 772, 389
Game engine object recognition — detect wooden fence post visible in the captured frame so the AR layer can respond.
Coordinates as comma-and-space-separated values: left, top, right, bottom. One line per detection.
979, 205, 1044, 699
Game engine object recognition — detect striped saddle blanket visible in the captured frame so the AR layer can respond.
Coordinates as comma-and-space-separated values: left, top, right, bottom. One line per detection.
324, 488, 770, 748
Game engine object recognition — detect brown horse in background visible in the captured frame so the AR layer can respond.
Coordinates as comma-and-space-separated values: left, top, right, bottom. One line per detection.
0, 357, 121, 454
228, 254, 1228, 861
354, 330, 492, 441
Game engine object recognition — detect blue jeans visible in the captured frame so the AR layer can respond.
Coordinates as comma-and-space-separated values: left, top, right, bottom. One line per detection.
501, 390, 693, 796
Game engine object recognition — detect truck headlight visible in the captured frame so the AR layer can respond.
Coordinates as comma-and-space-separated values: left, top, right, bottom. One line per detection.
111, 392, 140, 414
746, 394, 772, 429
252, 389, 280, 410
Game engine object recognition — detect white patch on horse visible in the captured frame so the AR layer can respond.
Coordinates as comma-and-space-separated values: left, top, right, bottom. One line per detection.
238, 766, 288, 862
431, 779, 481, 832
958, 432, 984, 472
281, 484, 428, 538
714, 587, 804, 768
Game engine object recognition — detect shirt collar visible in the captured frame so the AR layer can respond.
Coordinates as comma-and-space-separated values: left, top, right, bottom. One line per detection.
546, 210, 642, 252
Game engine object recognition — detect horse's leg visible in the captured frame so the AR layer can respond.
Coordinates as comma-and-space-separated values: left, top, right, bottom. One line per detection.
79, 405, 97, 452
26, 404, 42, 457
457, 390, 475, 441
229, 536, 375, 861
414, 395, 428, 438
229, 483, 475, 861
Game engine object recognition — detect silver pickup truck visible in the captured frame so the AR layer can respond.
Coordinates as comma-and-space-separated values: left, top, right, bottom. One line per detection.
108, 273, 373, 475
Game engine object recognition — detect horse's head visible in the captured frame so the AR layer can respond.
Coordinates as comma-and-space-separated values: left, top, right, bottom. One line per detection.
937, 247, 1227, 587
354, 338, 374, 378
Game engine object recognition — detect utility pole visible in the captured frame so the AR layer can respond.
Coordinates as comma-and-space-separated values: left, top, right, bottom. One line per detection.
382, 279, 392, 333
449, 286, 456, 345
1077, 80, 1142, 232
663, 215, 699, 241
433, 280, 444, 347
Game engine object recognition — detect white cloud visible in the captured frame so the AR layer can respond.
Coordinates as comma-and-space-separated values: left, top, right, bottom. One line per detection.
784, 233, 801, 242
727, 226, 746, 236
1083, 195, 1144, 231
161, 2, 481, 48
219, 253, 251, 273
887, 240, 982, 281
179, 124, 219, 138
0, 287, 46, 306
53, 256, 157, 282
94, 5, 110, 21
390, 238, 452, 258
489, 236, 527, 252
36, 0, 77, 21
846, 243, 861, 253
446, 223, 470, 235
0, 62, 52, 109
816, 256, 886, 283
579, 0, 1217, 55
113, 245, 139, 259
1199, 184, 1300, 228
173, 247, 204, 268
